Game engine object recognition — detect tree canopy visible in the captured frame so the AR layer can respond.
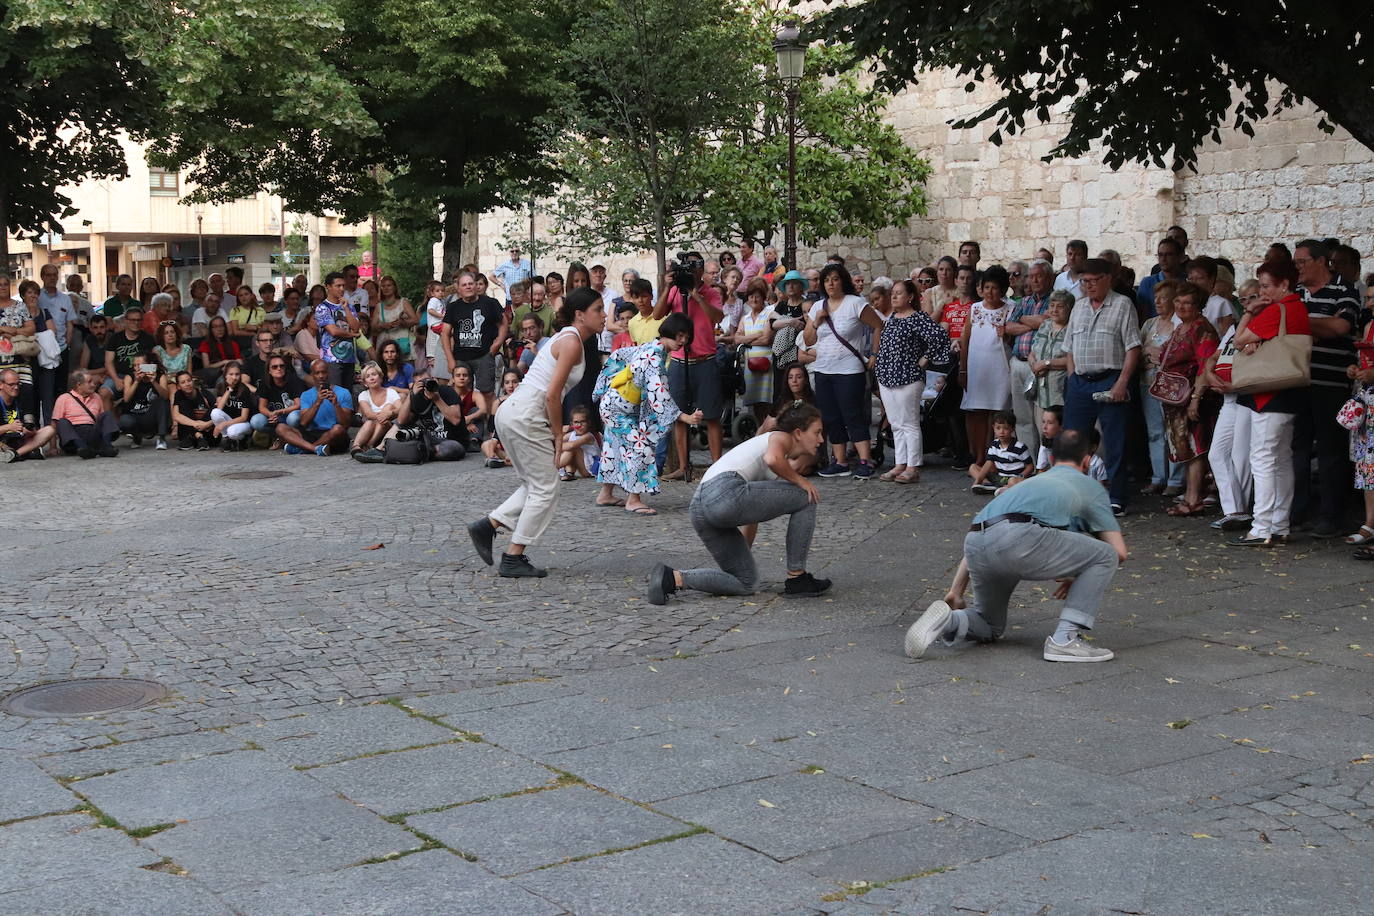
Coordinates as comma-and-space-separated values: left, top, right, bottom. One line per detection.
821, 0, 1374, 170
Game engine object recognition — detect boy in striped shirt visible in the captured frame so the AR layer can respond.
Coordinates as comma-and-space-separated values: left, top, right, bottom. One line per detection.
971, 411, 1032, 494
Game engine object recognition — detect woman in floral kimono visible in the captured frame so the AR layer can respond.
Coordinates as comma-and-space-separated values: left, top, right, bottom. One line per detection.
593, 313, 701, 515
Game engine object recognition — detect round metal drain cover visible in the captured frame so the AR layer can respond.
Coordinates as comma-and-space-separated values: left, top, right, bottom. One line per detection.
1, 678, 168, 718
221, 470, 292, 480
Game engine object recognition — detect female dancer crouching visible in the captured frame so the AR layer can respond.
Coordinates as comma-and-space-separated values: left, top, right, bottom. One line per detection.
648, 404, 831, 603
468, 288, 605, 577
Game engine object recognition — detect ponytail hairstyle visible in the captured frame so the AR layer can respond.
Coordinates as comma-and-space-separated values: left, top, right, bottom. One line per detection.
554, 287, 603, 330
775, 402, 821, 434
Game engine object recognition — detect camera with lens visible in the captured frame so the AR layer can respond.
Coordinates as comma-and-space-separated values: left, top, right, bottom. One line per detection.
668, 252, 698, 293
423, 378, 439, 394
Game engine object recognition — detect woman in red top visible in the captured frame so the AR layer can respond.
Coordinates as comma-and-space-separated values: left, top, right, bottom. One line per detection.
1163, 282, 1221, 517
198, 316, 242, 387
1346, 286, 1374, 557
1231, 259, 1311, 547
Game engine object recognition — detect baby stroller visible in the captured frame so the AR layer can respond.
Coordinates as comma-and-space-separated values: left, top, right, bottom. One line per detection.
918, 369, 954, 457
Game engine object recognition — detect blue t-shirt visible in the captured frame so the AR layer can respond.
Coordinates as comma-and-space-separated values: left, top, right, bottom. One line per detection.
972, 464, 1119, 533
382, 363, 414, 389
299, 385, 354, 430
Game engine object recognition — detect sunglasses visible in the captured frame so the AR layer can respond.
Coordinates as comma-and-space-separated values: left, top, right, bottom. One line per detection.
159, 319, 178, 327
1010, 272, 1022, 278
917, 277, 935, 283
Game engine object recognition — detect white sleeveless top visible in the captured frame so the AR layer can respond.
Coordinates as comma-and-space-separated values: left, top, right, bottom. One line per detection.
702, 431, 779, 483
520, 327, 584, 396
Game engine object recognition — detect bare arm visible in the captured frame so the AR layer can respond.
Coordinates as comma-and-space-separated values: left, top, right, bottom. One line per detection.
763, 433, 820, 504
543, 335, 581, 447
1309, 315, 1353, 340
1099, 529, 1128, 564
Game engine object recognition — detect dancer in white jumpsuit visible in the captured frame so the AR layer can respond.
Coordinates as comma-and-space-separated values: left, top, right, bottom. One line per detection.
468, 288, 606, 577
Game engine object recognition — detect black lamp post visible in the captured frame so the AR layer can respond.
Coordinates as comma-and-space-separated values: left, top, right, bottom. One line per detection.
773, 21, 805, 271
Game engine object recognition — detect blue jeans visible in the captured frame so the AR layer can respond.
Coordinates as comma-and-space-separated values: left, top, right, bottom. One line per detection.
1063, 371, 1131, 508
250, 410, 300, 432
1139, 376, 1185, 488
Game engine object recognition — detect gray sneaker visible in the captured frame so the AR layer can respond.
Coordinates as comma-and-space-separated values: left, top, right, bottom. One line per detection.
1043, 635, 1115, 663
904, 600, 952, 659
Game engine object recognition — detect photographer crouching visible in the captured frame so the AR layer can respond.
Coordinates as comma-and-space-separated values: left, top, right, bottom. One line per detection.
352, 376, 470, 464
653, 251, 725, 477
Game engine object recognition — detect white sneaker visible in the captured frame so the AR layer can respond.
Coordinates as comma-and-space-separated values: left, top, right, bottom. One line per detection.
155, 437, 167, 450
1043, 635, 1114, 663
904, 600, 952, 659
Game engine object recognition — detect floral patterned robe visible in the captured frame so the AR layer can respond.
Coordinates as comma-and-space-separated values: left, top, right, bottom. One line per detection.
593, 342, 681, 494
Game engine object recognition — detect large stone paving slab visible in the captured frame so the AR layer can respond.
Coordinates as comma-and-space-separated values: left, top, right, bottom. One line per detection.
0, 813, 161, 894
0, 753, 79, 822
145, 796, 422, 892
654, 771, 939, 860
0, 868, 234, 916
306, 741, 558, 816
441, 694, 680, 755
788, 814, 1031, 885
515, 833, 836, 912
547, 729, 793, 802
1192, 697, 1374, 765
403, 680, 584, 718
222, 850, 562, 916
409, 785, 687, 876
74, 751, 336, 827
35, 732, 250, 781
229, 704, 459, 767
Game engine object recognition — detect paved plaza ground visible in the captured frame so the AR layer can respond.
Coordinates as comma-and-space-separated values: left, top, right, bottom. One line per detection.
2, 449, 1372, 914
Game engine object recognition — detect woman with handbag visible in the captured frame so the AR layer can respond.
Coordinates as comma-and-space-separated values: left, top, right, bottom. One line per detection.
592, 313, 700, 515
1138, 280, 1185, 496
1230, 259, 1311, 547
874, 278, 951, 483
735, 279, 776, 425
802, 264, 883, 478
1202, 280, 1260, 532
1159, 282, 1221, 517
1344, 305, 1374, 556
0, 281, 37, 426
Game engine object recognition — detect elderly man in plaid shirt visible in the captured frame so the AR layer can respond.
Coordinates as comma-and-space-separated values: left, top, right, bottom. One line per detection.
1061, 258, 1141, 517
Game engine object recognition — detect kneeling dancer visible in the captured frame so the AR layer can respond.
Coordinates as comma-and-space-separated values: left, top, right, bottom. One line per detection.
905, 429, 1128, 662
648, 404, 830, 603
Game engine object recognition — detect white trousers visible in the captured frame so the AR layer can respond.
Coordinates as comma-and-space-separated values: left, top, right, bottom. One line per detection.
210, 408, 251, 441
879, 380, 924, 466
1247, 409, 1295, 538
490, 390, 560, 547
1008, 358, 1040, 455
1208, 397, 1253, 517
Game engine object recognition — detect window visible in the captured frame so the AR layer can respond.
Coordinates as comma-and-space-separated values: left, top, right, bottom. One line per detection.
148, 167, 179, 197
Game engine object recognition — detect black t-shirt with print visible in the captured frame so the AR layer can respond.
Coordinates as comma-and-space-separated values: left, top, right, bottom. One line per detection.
104, 331, 156, 377
259, 375, 307, 413
408, 385, 469, 444
220, 385, 252, 418
121, 379, 163, 415
174, 390, 212, 422
443, 296, 504, 362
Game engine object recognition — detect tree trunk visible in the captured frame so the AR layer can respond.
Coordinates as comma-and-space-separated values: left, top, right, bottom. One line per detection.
652, 198, 668, 281
441, 202, 465, 279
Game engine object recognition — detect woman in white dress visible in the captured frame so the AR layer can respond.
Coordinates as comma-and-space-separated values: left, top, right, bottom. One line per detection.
468, 288, 606, 578
959, 265, 1014, 461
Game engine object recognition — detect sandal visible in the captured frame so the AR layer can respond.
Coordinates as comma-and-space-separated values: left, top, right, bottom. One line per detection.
624, 505, 657, 516
895, 469, 921, 484
1354, 545, 1374, 561
1345, 525, 1374, 545
879, 468, 903, 482
1166, 502, 1207, 517
596, 499, 625, 508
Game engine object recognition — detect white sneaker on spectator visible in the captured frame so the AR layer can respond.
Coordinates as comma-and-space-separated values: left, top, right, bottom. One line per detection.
1043, 635, 1114, 662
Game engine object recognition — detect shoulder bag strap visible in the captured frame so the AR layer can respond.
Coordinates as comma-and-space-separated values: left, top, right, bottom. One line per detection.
819, 300, 866, 363
71, 394, 99, 423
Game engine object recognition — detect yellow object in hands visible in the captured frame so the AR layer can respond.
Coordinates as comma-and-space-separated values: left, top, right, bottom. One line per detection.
609, 365, 641, 405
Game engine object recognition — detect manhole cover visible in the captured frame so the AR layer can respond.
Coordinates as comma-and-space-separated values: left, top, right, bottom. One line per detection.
1, 678, 168, 718
221, 470, 292, 480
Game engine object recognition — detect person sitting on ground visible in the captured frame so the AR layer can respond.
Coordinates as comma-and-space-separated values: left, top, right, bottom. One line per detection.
170, 370, 215, 450
250, 353, 306, 447
211, 361, 255, 450
53, 369, 119, 458
354, 374, 472, 463
904, 428, 1127, 664
0, 368, 55, 461
481, 370, 521, 468
647, 403, 831, 604
152, 320, 193, 398
1033, 405, 1063, 472
118, 351, 170, 450
969, 410, 1031, 493
558, 404, 600, 481
278, 359, 352, 456
104, 305, 156, 404
352, 361, 404, 455
452, 364, 487, 441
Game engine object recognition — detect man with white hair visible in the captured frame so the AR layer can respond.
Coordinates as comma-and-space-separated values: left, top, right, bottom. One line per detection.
1007, 260, 1029, 300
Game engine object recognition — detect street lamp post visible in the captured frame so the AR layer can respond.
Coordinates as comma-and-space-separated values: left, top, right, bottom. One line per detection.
193, 204, 205, 270
773, 21, 805, 271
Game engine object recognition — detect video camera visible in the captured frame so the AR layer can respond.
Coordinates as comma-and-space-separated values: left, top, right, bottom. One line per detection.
668, 252, 699, 294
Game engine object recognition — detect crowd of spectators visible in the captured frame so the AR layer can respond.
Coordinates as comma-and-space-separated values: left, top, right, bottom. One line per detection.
5, 234, 1372, 557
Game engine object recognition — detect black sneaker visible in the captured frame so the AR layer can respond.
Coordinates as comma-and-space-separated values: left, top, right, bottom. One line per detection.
1111, 504, 1126, 518
352, 447, 385, 464
647, 563, 676, 606
1229, 534, 1274, 547
484, 457, 505, 469
96, 444, 119, 458
78, 446, 96, 460
782, 572, 832, 598
178, 442, 193, 451
499, 552, 547, 578
467, 517, 496, 566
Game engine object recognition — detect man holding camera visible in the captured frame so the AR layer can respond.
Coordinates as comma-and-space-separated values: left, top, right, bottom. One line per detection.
653, 251, 725, 473
276, 359, 352, 455
354, 378, 470, 463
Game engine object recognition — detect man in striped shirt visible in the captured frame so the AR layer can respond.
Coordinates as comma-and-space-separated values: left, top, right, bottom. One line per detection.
1292, 239, 1360, 538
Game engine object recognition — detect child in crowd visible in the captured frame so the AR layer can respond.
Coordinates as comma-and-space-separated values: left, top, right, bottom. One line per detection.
1087, 428, 1109, 487
1034, 405, 1063, 472
970, 411, 1031, 494
482, 370, 521, 468
610, 303, 637, 351
558, 405, 601, 481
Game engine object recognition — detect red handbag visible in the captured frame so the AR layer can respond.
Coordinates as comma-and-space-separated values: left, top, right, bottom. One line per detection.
747, 355, 770, 373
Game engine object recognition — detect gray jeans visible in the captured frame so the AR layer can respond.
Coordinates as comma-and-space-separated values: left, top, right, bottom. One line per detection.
959, 522, 1119, 641
680, 472, 816, 595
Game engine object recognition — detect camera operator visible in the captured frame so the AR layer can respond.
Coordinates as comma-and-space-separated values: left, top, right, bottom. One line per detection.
652, 251, 726, 473
356, 377, 471, 463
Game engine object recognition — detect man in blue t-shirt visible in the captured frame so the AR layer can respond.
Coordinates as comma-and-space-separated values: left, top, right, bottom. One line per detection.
276, 359, 353, 455
904, 429, 1128, 664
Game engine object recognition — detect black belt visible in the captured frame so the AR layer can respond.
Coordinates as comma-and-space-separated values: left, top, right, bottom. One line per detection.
969, 512, 1065, 533
1077, 370, 1116, 382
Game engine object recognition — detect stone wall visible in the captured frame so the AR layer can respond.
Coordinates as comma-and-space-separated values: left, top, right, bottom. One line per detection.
475, 71, 1374, 284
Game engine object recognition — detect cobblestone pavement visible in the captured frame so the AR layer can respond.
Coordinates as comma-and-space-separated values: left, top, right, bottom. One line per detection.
2, 449, 1372, 913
